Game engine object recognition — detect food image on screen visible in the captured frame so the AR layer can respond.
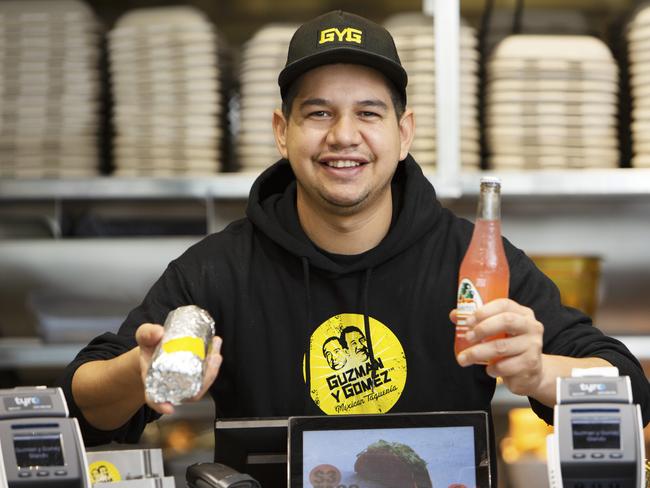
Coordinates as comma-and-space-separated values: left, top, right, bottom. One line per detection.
302, 426, 476, 487
354, 440, 433, 488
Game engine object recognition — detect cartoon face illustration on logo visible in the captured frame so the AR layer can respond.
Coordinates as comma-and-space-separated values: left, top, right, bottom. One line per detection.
322, 336, 350, 371
341, 326, 369, 364
305, 313, 407, 415
89, 461, 121, 483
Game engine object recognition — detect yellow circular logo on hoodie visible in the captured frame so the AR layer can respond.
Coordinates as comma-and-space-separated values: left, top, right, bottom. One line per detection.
304, 313, 407, 415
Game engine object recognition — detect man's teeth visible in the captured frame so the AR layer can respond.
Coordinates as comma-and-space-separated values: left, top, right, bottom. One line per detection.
325, 160, 362, 168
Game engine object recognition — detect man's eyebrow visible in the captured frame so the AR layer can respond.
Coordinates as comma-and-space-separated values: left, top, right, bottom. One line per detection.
357, 99, 388, 111
299, 98, 330, 109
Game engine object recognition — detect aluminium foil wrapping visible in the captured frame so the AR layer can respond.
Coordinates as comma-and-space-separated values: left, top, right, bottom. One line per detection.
145, 305, 215, 405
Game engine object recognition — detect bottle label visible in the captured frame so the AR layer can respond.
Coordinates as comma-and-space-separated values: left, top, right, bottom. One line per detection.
456, 278, 483, 331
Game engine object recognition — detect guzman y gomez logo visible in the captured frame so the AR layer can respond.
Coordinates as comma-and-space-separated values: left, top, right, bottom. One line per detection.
304, 313, 407, 415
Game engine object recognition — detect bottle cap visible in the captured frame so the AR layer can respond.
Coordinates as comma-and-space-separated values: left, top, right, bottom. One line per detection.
480, 176, 501, 185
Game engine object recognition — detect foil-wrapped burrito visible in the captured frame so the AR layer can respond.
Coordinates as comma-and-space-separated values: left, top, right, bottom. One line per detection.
145, 305, 215, 405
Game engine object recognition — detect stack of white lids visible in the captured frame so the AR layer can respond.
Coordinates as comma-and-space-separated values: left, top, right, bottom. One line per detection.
384, 12, 480, 172
109, 6, 225, 176
0, 0, 101, 178
627, 6, 650, 168
483, 8, 589, 59
486, 35, 619, 170
237, 24, 297, 171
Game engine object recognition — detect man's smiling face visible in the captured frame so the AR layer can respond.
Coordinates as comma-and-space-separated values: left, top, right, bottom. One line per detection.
274, 63, 412, 217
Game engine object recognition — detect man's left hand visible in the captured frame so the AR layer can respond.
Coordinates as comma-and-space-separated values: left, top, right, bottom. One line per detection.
450, 298, 545, 397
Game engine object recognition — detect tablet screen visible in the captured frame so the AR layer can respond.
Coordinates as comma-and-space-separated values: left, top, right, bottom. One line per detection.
289, 412, 491, 488
303, 426, 476, 488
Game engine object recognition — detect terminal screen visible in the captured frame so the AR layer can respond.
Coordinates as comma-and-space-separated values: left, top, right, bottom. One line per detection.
14, 434, 65, 467
572, 419, 620, 450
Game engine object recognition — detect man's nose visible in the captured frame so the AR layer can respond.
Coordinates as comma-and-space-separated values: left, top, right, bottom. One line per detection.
325, 113, 362, 148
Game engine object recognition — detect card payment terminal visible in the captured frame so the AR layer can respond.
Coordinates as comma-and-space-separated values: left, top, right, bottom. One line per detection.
546, 369, 646, 488
0, 387, 91, 488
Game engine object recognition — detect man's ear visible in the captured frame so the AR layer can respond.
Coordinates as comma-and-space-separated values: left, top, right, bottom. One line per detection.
272, 108, 289, 159
398, 108, 415, 161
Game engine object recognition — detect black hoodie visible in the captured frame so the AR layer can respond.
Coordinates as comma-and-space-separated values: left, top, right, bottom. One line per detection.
60, 156, 650, 448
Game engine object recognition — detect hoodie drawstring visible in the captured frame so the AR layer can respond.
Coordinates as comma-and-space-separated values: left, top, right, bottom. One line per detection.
302, 257, 313, 413
362, 267, 378, 385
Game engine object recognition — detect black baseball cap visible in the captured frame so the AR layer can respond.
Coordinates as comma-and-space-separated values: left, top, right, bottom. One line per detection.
278, 10, 407, 104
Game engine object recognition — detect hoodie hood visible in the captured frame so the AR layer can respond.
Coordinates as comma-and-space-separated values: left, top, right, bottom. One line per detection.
246, 155, 442, 273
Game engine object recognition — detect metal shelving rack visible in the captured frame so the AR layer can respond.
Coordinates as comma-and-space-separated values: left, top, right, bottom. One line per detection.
4, 168, 650, 201
429, 0, 650, 199
2, 1, 650, 201
0, 175, 259, 201
0, 172, 465, 201
461, 168, 650, 197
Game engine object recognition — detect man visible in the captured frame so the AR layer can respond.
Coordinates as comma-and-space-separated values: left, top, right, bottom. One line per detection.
61, 9, 649, 468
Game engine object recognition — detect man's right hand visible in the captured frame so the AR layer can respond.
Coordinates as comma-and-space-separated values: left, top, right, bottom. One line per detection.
135, 323, 223, 415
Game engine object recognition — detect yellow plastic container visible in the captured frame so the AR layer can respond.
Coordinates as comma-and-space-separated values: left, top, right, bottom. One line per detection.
530, 255, 601, 317
501, 408, 554, 463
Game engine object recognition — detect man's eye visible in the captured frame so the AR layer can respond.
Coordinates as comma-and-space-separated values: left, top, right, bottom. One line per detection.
309, 111, 329, 118
360, 111, 380, 118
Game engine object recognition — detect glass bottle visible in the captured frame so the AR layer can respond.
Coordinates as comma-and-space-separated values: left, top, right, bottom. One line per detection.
455, 177, 510, 362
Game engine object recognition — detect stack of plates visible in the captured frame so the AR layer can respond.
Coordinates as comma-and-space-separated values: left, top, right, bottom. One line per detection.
384, 12, 480, 172
486, 35, 619, 170
627, 6, 650, 168
236, 24, 297, 171
109, 6, 227, 177
0, 0, 101, 178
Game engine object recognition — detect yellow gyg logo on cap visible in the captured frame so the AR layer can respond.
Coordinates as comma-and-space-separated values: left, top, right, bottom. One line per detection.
319, 27, 363, 44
